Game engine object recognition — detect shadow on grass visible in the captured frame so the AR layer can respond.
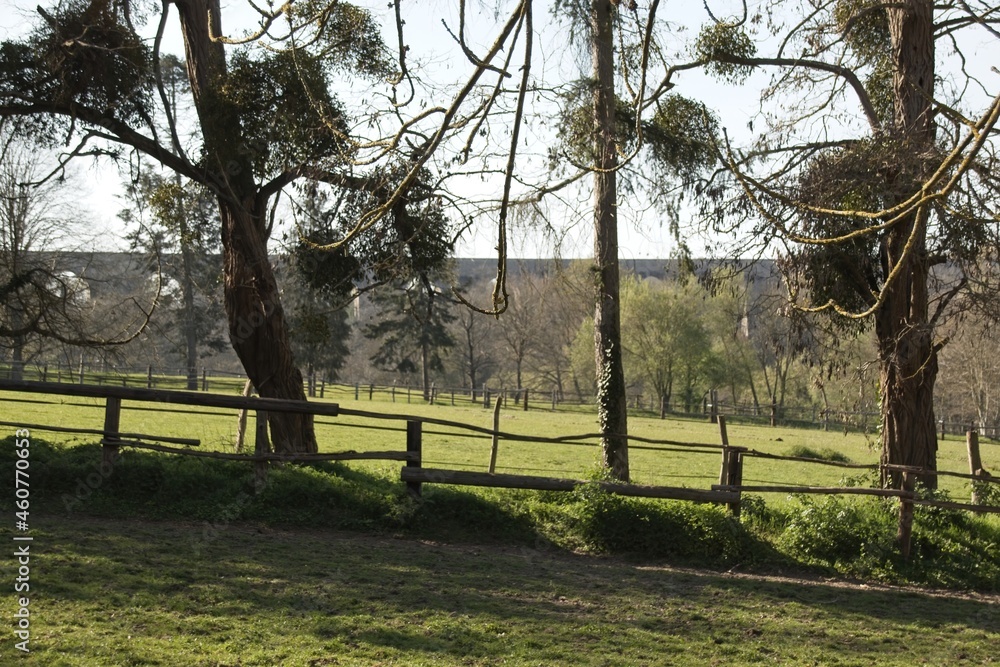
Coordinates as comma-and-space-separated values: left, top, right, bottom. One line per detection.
0, 438, 543, 545
18, 514, 1000, 666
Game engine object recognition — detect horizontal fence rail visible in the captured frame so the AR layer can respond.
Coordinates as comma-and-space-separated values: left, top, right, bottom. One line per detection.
1, 380, 997, 561
5, 361, 1000, 437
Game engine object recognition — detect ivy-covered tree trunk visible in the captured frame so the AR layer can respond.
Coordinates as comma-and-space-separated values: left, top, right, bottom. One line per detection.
177, 0, 316, 453
878, 0, 937, 488
591, 0, 629, 481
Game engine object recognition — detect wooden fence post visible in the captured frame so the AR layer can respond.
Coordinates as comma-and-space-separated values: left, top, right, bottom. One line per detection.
354, 383, 359, 400
897, 471, 915, 561
320, 380, 325, 399
429, 382, 435, 405
484, 387, 491, 410
660, 395, 666, 419
146, 365, 154, 389
41, 364, 47, 383
967, 430, 993, 506
201, 367, 208, 392
709, 389, 719, 424
726, 447, 745, 518
406, 420, 422, 499
489, 397, 502, 473
102, 397, 121, 467
391, 382, 396, 402
716, 418, 745, 518
254, 410, 270, 490
523, 388, 529, 412
451, 390, 455, 406
551, 389, 557, 412
369, 383, 374, 401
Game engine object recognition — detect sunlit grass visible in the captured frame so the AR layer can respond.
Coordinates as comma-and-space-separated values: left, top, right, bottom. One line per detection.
4, 387, 992, 506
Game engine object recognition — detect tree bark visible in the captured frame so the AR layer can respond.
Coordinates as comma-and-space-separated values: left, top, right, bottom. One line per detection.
878, 0, 937, 488
176, 0, 315, 453
221, 200, 316, 453
591, 0, 629, 481
176, 186, 199, 391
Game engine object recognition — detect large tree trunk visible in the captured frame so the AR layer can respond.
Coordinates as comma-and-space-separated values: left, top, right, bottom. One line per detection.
176, 0, 316, 453
878, 0, 937, 488
221, 200, 316, 454
591, 0, 629, 481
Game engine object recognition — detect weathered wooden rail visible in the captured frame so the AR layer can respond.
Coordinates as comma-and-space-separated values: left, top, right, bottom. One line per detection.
401, 467, 740, 504
1, 380, 997, 562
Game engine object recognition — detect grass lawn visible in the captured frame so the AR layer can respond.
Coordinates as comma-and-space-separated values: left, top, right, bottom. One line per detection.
2, 514, 997, 666
3, 387, 993, 503
0, 379, 998, 665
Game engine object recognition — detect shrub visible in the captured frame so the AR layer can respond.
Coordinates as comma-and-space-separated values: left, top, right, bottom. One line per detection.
778, 495, 895, 569
786, 445, 852, 464
566, 482, 752, 565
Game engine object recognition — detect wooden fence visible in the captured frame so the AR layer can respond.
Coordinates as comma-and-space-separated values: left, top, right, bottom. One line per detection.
8, 361, 1000, 436
0, 379, 997, 561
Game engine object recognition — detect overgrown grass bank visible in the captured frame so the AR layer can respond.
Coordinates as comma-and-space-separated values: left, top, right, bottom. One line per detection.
6, 438, 1000, 591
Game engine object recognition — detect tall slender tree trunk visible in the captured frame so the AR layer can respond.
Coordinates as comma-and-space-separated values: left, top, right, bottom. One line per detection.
177, 194, 199, 391
177, 0, 315, 453
10, 332, 23, 381
878, 0, 937, 488
421, 339, 430, 401
591, 0, 629, 481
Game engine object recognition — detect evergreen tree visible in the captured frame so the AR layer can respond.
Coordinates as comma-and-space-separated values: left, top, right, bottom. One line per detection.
364, 275, 456, 401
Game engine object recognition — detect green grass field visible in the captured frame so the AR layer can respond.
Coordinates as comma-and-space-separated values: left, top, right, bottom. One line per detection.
1, 387, 998, 665
0, 514, 996, 666
3, 386, 992, 500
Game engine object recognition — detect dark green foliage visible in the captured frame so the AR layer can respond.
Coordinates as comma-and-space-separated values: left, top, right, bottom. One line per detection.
774, 492, 1000, 590
693, 23, 756, 83
903, 489, 1000, 589
567, 482, 752, 565
556, 87, 717, 180
283, 185, 352, 381
778, 495, 896, 568
834, 0, 893, 125
293, 168, 455, 302
294, 0, 394, 79
786, 445, 853, 463
221, 50, 349, 178
834, 0, 891, 64
364, 276, 456, 376
286, 295, 350, 381
787, 141, 888, 318
646, 95, 719, 180
0, 0, 152, 129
